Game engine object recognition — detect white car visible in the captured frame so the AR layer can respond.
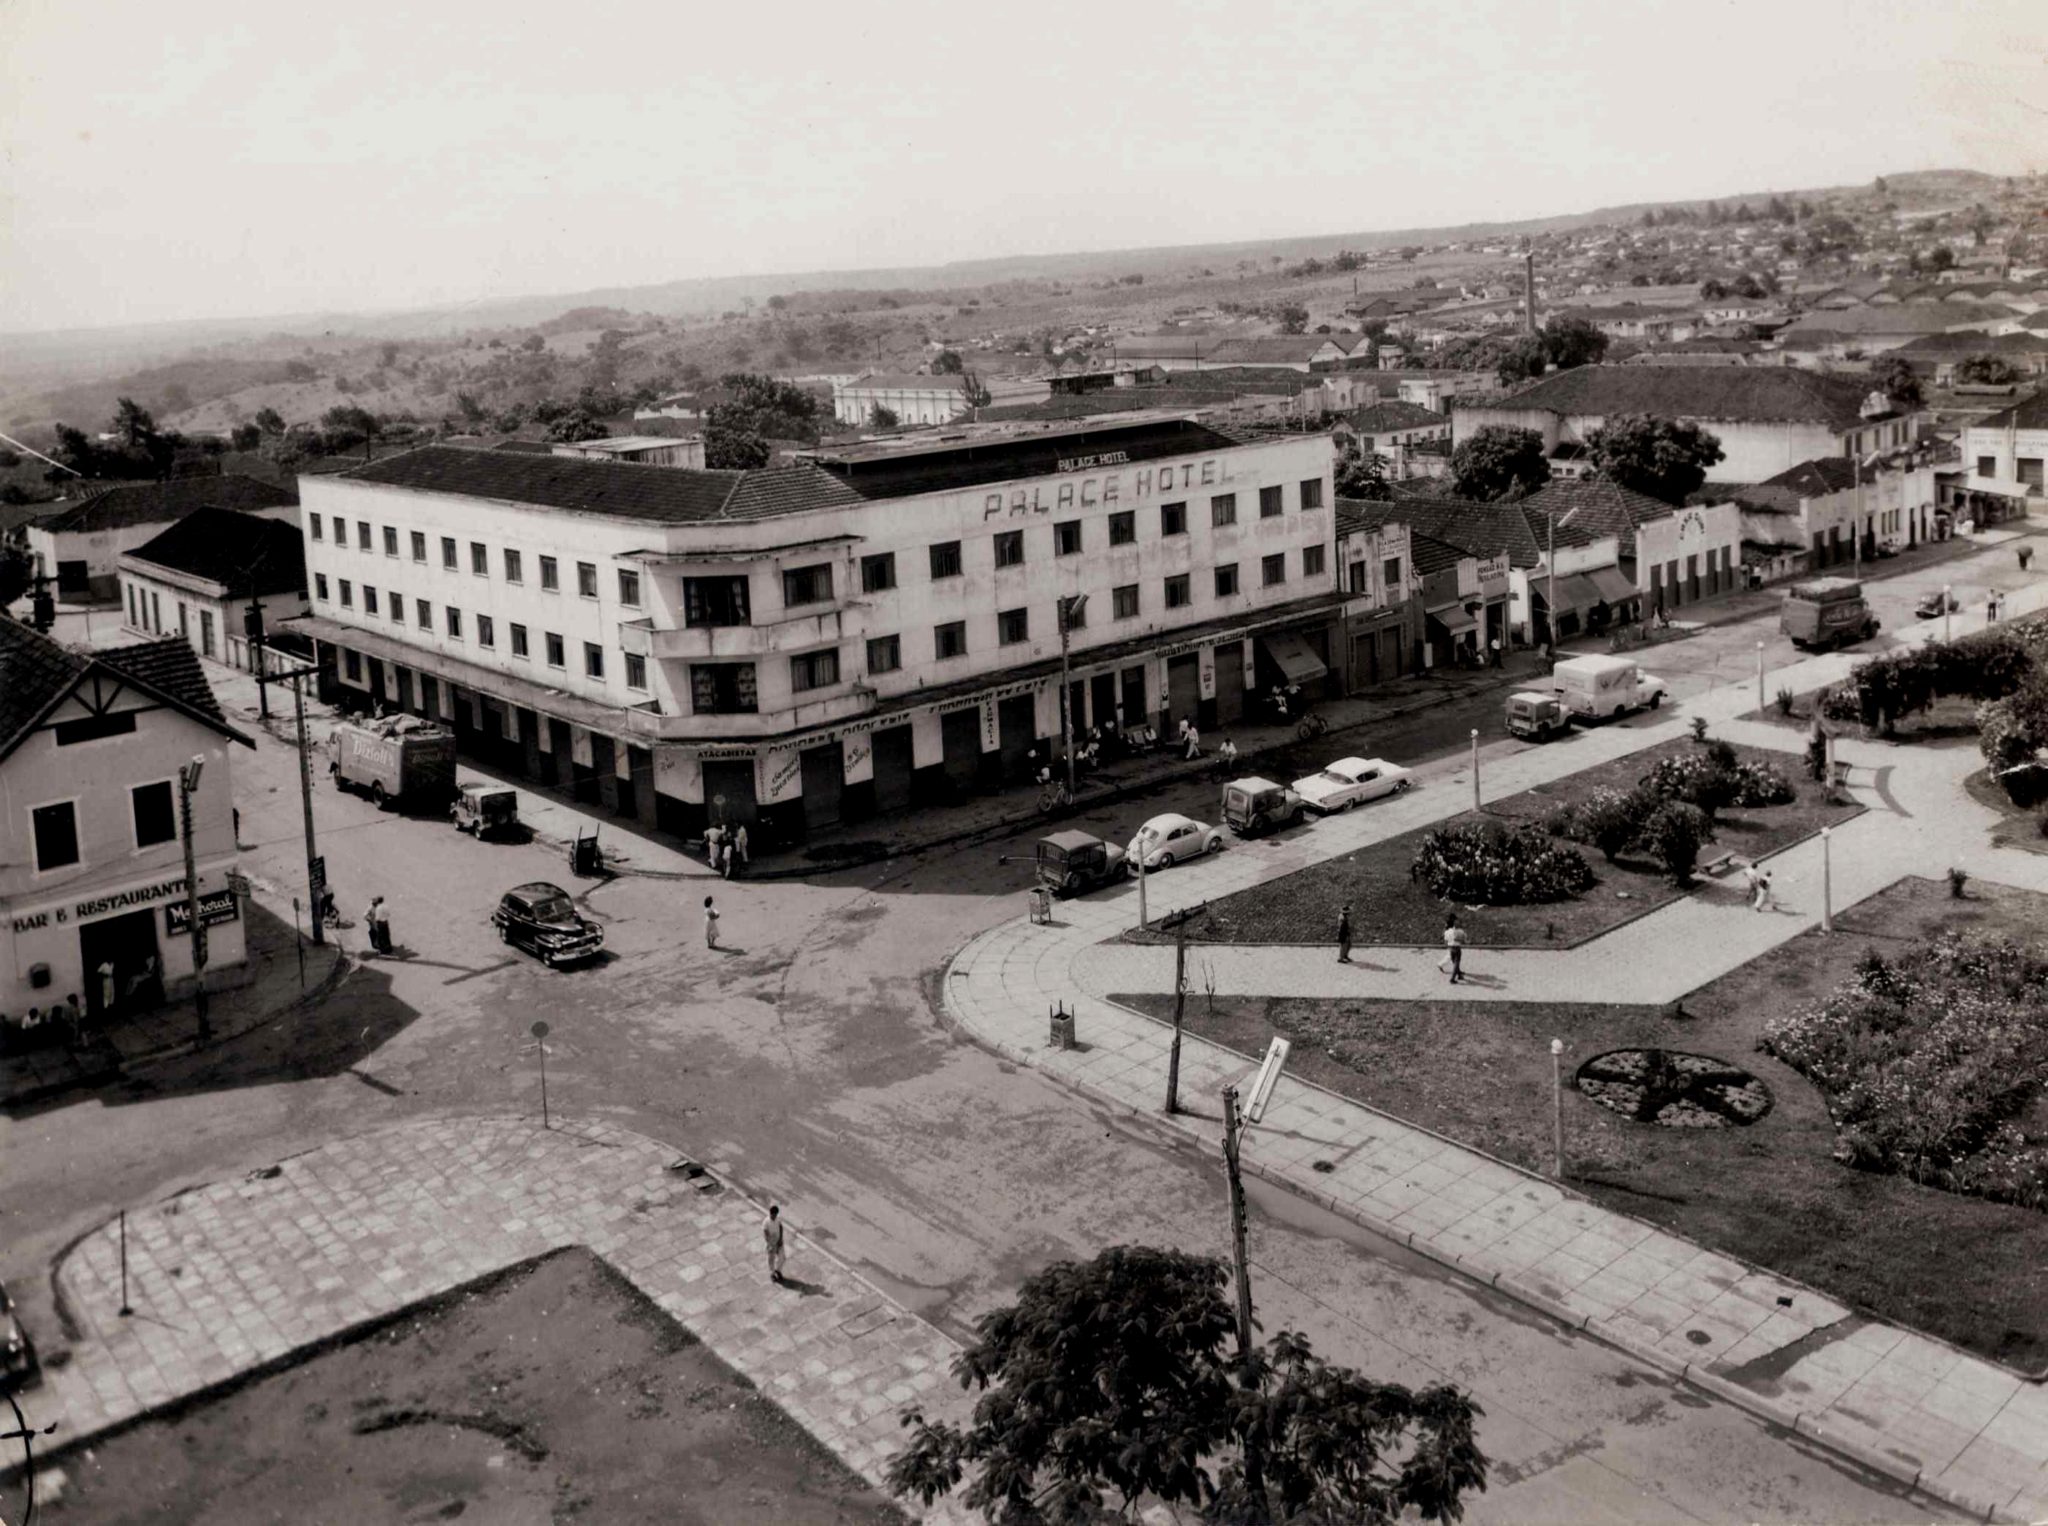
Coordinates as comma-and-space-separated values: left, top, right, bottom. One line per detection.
1126, 813, 1226, 871
1290, 756, 1412, 813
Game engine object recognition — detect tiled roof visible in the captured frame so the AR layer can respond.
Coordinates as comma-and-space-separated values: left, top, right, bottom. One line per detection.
1757, 456, 1860, 497
1380, 496, 1545, 567
124, 506, 308, 595
35, 473, 298, 535
1487, 365, 1877, 430
97, 638, 229, 727
1407, 532, 1472, 575
1779, 307, 1984, 339
1968, 387, 2048, 432
1345, 400, 1449, 433
1334, 497, 1402, 539
1518, 478, 1676, 556
1208, 337, 1333, 365
336, 446, 865, 523
0, 622, 245, 764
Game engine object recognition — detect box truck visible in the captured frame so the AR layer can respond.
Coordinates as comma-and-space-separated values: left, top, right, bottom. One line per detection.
1781, 577, 1880, 651
1550, 655, 1667, 721
328, 715, 456, 809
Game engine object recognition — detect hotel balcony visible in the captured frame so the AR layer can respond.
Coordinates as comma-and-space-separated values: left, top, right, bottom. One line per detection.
618, 607, 857, 661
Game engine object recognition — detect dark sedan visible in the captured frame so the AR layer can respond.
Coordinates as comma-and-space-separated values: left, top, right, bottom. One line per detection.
1, 1279, 36, 1393
491, 881, 604, 968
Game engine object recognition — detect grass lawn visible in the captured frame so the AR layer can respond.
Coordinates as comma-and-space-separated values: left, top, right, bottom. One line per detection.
1963, 766, 2048, 855
1118, 875, 2048, 1374
1136, 737, 1860, 949
54, 1248, 904, 1524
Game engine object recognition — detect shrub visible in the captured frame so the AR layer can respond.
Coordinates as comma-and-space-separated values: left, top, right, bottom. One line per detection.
1726, 759, 1796, 807
1804, 729, 1830, 782
1690, 716, 1710, 743
1759, 936, 2048, 1209
1774, 687, 1796, 718
1547, 785, 1654, 862
1643, 753, 1737, 820
1948, 866, 1968, 898
1410, 819, 1595, 904
1637, 800, 1714, 883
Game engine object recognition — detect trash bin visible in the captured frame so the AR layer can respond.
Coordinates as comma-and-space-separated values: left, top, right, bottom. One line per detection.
1029, 887, 1052, 924
1049, 1002, 1076, 1050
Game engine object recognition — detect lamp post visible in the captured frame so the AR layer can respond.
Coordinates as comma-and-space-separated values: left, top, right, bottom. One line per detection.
1058, 593, 1088, 801
1943, 585, 1953, 644
1545, 509, 1558, 663
1820, 826, 1833, 935
1550, 1037, 1565, 1178
1471, 729, 1481, 812
177, 755, 211, 1043
1756, 640, 1766, 713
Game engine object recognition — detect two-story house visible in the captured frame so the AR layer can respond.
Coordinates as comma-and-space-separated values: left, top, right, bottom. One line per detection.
1, 622, 252, 1026
1333, 500, 1421, 688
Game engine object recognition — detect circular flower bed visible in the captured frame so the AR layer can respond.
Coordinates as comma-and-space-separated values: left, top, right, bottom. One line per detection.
1409, 819, 1595, 905
1575, 1049, 1773, 1128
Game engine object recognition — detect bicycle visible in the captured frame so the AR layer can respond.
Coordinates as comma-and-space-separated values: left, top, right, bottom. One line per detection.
1296, 713, 1329, 742
1038, 781, 1075, 814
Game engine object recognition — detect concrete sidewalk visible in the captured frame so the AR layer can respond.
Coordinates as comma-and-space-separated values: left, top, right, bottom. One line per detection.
943, 624, 2048, 1524
12, 1114, 975, 1524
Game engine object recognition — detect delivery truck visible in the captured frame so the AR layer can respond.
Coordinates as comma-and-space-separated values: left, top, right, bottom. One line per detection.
1550, 655, 1667, 721
328, 715, 457, 810
1780, 577, 1880, 651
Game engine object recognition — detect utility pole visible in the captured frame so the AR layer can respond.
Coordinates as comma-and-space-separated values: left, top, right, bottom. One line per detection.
178, 755, 211, 1043
1220, 1084, 1264, 1500
292, 670, 324, 946
1165, 924, 1186, 1114
1058, 594, 1088, 800
1545, 509, 1558, 663
245, 592, 270, 721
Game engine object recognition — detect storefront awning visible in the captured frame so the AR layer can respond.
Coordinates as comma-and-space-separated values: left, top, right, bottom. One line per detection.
1587, 566, 1638, 605
1534, 573, 1604, 613
1427, 608, 1478, 637
1965, 474, 2031, 499
1259, 630, 1328, 685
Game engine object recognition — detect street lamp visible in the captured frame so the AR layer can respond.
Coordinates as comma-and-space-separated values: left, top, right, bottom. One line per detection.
1943, 585, 1953, 644
1820, 826, 1833, 935
1756, 640, 1765, 713
1550, 1038, 1565, 1178
177, 754, 211, 1043
1470, 729, 1481, 812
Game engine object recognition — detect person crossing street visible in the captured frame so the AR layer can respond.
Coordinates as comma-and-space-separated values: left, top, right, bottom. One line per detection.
1337, 903, 1353, 963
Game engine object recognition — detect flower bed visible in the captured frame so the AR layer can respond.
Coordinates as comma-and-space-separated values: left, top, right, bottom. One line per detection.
1408, 819, 1594, 904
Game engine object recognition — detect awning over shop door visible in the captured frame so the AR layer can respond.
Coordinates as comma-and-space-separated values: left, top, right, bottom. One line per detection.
1587, 566, 1637, 604
1259, 630, 1328, 684
1534, 572, 1604, 613
1426, 608, 1478, 637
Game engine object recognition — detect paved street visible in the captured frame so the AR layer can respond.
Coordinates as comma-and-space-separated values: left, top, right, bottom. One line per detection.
3, 524, 2039, 1523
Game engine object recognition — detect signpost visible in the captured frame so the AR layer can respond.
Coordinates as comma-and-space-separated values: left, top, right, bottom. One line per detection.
1242, 1037, 1291, 1126
529, 1020, 552, 1128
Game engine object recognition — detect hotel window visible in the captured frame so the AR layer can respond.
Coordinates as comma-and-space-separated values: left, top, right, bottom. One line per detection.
993, 530, 1025, 567
929, 540, 963, 579
997, 607, 1029, 645
441, 537, 457, 569
1108, 511, 1136, 546
315, 573, 330, 601
618, 569, 641, 607
624, 652, 647, 690
790, 648, 840, 691
504, 548, 523, 583
934, 620, 967, 659
583, 642, 604, 679
1260, 485, 1283, 518
390, 593, 405, 624
539, 555, 560, 591
1112, 583, 1139, 619
1054, 521, 1082, 556
684, 576, 751, 627
1300, 478, 1325, 511
1383, 556, 1402, 590
782, 563, 833, 606
1160, 501, 1187, 536
691, 662, 757, 714
415, 598, 432, 629
1164, 573, 1191, 609
1303, 544, 1326, 577
32, 801, 80, 871
1059, 596, 1085, 630
545, 632, 565, 667
477, 614, 495, 648
577, 561, 599, 599
338, 579, 353, 608
470, 542, 488, 575
1262, 553, 1286, 587
357, 521, 371, 550
343, 650, 361, 682
384, 526, 399, 556
363, 586, 379, 616
866, 634, 901, 674
860, 553, 896, 592
510, 623, 529, 657
410, 531, 427, 563
1214, 564, 1240, 597
310, 515, 323, 542
1211, 493, 1237, 527
1349, 560, 1368, 594
445, 606, 462, 639
131, 781, 177, 850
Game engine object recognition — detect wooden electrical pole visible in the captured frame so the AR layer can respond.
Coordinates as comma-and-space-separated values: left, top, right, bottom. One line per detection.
1165, 924, 1186, 1114
1220, 1083, 1264, 1499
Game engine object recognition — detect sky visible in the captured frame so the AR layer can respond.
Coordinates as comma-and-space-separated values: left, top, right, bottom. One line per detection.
1, 0, 2041, 334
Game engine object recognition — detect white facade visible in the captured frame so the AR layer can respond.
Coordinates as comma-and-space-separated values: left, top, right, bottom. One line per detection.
832, 376, 970, 427
1963, 411, 2047, 498
1634, 502, 1744, 608
551, 436, 706, 469
118, 565, 308, 672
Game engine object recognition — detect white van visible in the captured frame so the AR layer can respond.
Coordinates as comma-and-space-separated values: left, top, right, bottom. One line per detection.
1551, 654, 1667, 720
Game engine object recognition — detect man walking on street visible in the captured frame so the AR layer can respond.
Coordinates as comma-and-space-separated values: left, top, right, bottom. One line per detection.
763, 1204, 786, 1283
1441, 913, 1467, 984
1337, 902, 1353, 963
704, 894, 720, 950
366, 895, 390, 954
1183, 722, 1201, 761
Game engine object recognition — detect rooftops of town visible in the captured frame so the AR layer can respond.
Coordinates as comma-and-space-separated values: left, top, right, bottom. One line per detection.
1486, 364, 1885, 430
124, 505, 309, 594
34, 473, 298, 535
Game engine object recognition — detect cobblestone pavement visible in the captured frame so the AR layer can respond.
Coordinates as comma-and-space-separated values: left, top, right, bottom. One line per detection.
945, 592, 2048, 1526
28, 1114, 977, 1524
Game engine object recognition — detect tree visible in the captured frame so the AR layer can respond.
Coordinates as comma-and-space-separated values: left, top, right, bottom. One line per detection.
1450, 426, 1550, 501
253, 406, 287, 436
931, 349, 964, 374
1731, 273, 1765, 300
1335, 443, 1392, 500
959, 370, 993, 409
889, 1245, 1486, 1525
114, 397, 160, 451
1278, 305, 1310, 335
321, 404, 382, 451
0, 538, 32, 608
520, 334, 546, 352
869, 403, 899, 429
230, 423, 263, 452
1872, 355, 1924, 409
1638, 800, 1713, 884
1698, 278, 1730, 300
1925, 244, 1956, 273
544, 411, 608, 443
1539, 315, 1608, 371
703, 420, 772, 469
1495, 336, 1547, 387
1585, 414, 1725, 505
1955, 354, 2018, 387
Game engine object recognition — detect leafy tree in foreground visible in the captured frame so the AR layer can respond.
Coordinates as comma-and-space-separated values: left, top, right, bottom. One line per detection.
1278, 304, 1309, 335
1539, 315, 1608, 371
1450, 425, 1550, 501
1871, 355, 1923, 409
1585, 414, 1725, 505
1335, 443, 1392, 500
889, 1245, 1485, 1525
869, 403, 899, 429
1955, 354, 2018, 387
932, 349, 964, 374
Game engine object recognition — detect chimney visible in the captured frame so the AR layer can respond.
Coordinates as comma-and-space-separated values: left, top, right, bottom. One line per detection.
1524, 251, 1538, 338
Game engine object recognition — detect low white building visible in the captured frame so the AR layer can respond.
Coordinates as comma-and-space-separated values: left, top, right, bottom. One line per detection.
1962, 388, 2047, 499
1, 623, 252, 1027
551, 436, 706, 469
117, 506, 311, 672
25, 475, 298, 603
832, 373, 972, 427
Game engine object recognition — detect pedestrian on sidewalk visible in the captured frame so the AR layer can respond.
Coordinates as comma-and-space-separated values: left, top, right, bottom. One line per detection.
763, 1204, 786, 1283
366, 895, 391, 953
1752, 866, 1775, 913
1337, 903, 1353, 963
1489, 636, 1503, 668
1217, 736, 1239, 769
705, 824, 726, 876
1183, 722, 1201, 761
734, 824, 749, 873
703, 895, 720, 950
1440, 913, 1467, 984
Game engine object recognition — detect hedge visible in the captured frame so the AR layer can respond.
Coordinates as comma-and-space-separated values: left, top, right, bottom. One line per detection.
1411, 819, 1595, 905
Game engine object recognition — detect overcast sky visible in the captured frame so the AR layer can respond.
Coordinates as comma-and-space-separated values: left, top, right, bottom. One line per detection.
1, 0, 2039, 334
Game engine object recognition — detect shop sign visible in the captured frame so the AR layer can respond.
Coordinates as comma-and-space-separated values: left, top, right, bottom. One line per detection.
165, 889, 240, 936
982, 454, 1236, 521
1197, 646, 1216, 700
14, 875, 193, 934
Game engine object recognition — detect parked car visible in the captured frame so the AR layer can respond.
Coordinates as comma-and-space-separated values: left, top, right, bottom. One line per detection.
452, 781, 520, 838
1914, 589, 1960, 619
1505, 690, 1571, 741
1221, 777, 1307, 837
0, 1278, 37, 1393
1290, 756, 1412, 813
1034, 831, 1129, 896
1126, 813, 1226, 871
491, 881, 605, 968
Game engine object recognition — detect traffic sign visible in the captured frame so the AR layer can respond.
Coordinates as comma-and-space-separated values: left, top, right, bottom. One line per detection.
531, 1021, 550, 1039
308, 855, 326, 891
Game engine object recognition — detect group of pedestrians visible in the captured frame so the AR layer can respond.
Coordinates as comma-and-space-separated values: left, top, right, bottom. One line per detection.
703, 823, 749, 878
1335, 902, 1470, 983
